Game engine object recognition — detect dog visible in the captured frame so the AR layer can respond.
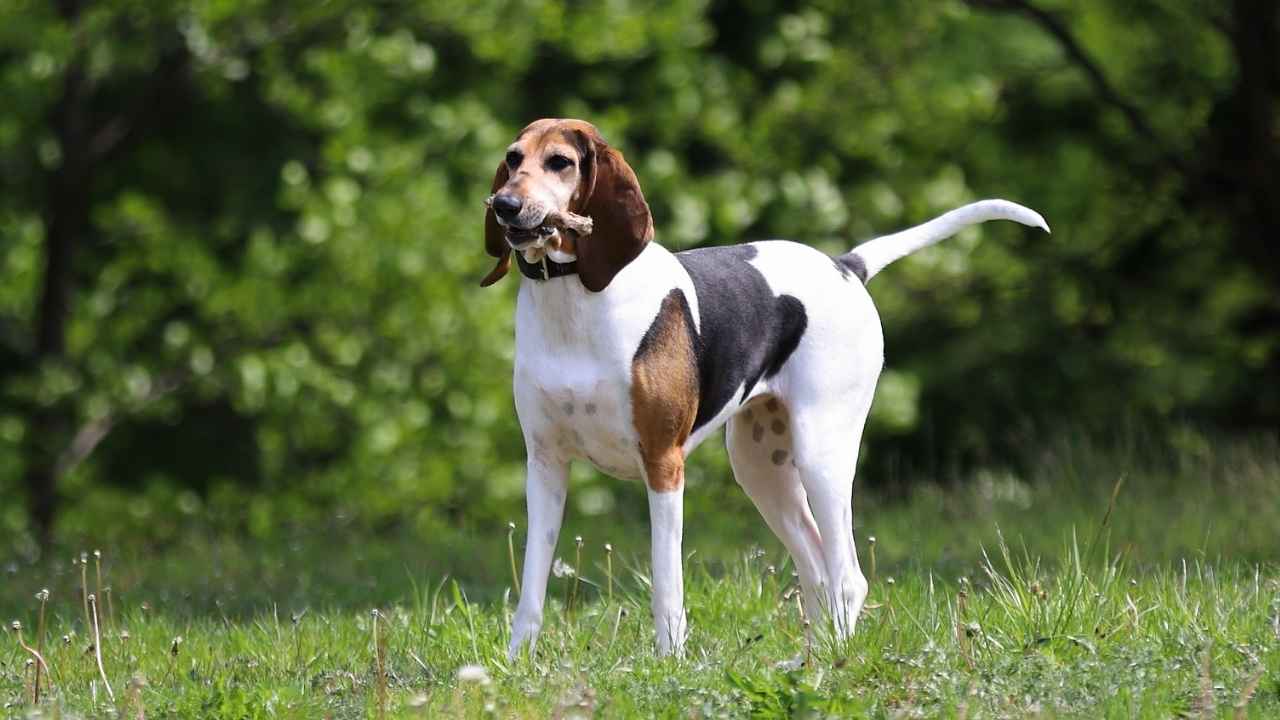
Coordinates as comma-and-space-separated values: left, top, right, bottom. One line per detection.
480, 118, 1049, 658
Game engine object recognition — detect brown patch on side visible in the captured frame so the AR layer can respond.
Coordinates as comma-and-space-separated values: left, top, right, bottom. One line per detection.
631, 289, 699, 493
771, 418, 787, 435
765, 398, 780, 413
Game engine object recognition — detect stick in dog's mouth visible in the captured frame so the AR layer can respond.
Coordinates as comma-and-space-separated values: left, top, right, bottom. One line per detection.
485, 196, 595, 260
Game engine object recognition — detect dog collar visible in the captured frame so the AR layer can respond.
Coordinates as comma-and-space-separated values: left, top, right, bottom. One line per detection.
515, 252, 577, 282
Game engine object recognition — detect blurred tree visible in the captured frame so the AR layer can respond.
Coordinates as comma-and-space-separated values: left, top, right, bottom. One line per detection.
0, 0, 1274, 542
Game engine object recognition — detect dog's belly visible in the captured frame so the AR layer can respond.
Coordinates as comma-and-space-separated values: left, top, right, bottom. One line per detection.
526, 378, 643, 481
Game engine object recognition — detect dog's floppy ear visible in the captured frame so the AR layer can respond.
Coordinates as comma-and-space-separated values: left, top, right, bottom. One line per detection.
480, 160, 512, 287
569, 126, 653, 293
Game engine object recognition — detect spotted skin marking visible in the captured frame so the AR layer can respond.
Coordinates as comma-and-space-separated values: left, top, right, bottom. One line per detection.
744, 408, 754, 422
766, 398, 780, 413
563, 402, 575, 416
771, 419, 786, 435
771, 449, 789, 465
585, 402, 598, 415
753, 423, 765, 442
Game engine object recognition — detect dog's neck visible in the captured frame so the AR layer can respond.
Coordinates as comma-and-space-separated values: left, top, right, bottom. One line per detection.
516, 242, 674, 341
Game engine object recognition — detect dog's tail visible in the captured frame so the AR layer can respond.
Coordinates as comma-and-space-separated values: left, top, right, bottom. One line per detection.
836, 199, 1050, 283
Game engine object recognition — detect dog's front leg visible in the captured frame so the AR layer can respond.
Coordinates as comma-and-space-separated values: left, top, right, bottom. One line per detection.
508, 459, 568, 661
647, 481, 687, 657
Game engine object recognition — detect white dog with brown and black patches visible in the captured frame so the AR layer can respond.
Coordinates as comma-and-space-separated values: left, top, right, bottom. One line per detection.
480, 118, 1050, 659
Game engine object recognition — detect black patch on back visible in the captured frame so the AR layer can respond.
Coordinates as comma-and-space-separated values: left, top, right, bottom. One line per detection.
675, 244, 808, 432
833, 251, 868, 283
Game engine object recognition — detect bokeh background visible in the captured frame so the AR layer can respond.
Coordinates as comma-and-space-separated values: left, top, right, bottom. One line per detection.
1, 0, 1276, 569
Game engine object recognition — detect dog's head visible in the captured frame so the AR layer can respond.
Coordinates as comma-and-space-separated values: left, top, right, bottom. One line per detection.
480, 119, 653, 292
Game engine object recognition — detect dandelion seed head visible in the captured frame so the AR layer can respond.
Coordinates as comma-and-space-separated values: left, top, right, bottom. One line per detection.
551, 558, 576, 578
456, 663, 491, 684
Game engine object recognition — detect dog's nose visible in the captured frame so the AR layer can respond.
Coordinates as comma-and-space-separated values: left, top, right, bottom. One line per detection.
492, 193, 522, 220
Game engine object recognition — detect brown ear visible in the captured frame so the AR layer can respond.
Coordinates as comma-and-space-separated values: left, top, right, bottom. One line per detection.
571, 130, 653, 293
480, 160, 512, 287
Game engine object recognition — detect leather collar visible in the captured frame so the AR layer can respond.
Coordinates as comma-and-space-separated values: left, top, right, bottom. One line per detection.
515, 252, 577, 281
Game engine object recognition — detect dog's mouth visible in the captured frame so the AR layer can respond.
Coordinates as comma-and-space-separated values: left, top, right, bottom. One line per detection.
505, 223, 557, 249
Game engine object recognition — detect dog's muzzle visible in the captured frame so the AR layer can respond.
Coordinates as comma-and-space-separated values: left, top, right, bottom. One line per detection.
506, 223, 557, 250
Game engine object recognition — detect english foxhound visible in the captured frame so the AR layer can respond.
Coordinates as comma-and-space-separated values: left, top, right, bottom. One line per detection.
482, 118, 1049, 659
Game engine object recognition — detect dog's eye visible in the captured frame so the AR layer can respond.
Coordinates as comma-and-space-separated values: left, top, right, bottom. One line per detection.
546, 155, 574, 172
505, 150, 522, 169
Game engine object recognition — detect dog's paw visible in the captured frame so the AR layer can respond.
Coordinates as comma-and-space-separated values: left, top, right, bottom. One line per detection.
507, 612, 542, 662
653, 609, 688, 658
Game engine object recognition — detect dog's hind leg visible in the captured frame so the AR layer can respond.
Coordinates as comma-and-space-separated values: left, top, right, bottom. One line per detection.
789, 384, 876, 640
726, 398, 826, 621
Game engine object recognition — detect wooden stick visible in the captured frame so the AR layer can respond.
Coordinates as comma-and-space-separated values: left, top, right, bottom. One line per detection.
543, 209, 593, 237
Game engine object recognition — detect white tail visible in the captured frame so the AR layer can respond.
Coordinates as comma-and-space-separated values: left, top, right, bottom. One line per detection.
846, 199, 1050, 282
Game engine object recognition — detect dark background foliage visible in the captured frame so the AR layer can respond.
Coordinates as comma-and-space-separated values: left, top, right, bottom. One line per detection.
1, 0, 1276, 548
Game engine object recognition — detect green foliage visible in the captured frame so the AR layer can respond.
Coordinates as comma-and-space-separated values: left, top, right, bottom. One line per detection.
1, 1, 1277, 536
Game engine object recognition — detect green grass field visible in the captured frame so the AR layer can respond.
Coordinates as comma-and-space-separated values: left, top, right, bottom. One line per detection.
3, 434, 1278, 717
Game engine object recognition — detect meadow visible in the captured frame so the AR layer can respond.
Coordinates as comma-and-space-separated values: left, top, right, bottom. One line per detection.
2, 434, 1278, 718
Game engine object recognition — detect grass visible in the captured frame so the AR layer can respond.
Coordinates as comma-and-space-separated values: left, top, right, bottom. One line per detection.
2, 432, 1278, 717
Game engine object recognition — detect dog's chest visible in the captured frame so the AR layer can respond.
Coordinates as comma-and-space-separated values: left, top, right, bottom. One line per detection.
522, 373, 643, 480
513, 286, 652, 481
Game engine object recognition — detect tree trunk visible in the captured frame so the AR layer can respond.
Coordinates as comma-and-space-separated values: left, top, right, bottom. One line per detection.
24, 0, 91, 545
1227, 0, 1280, 275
